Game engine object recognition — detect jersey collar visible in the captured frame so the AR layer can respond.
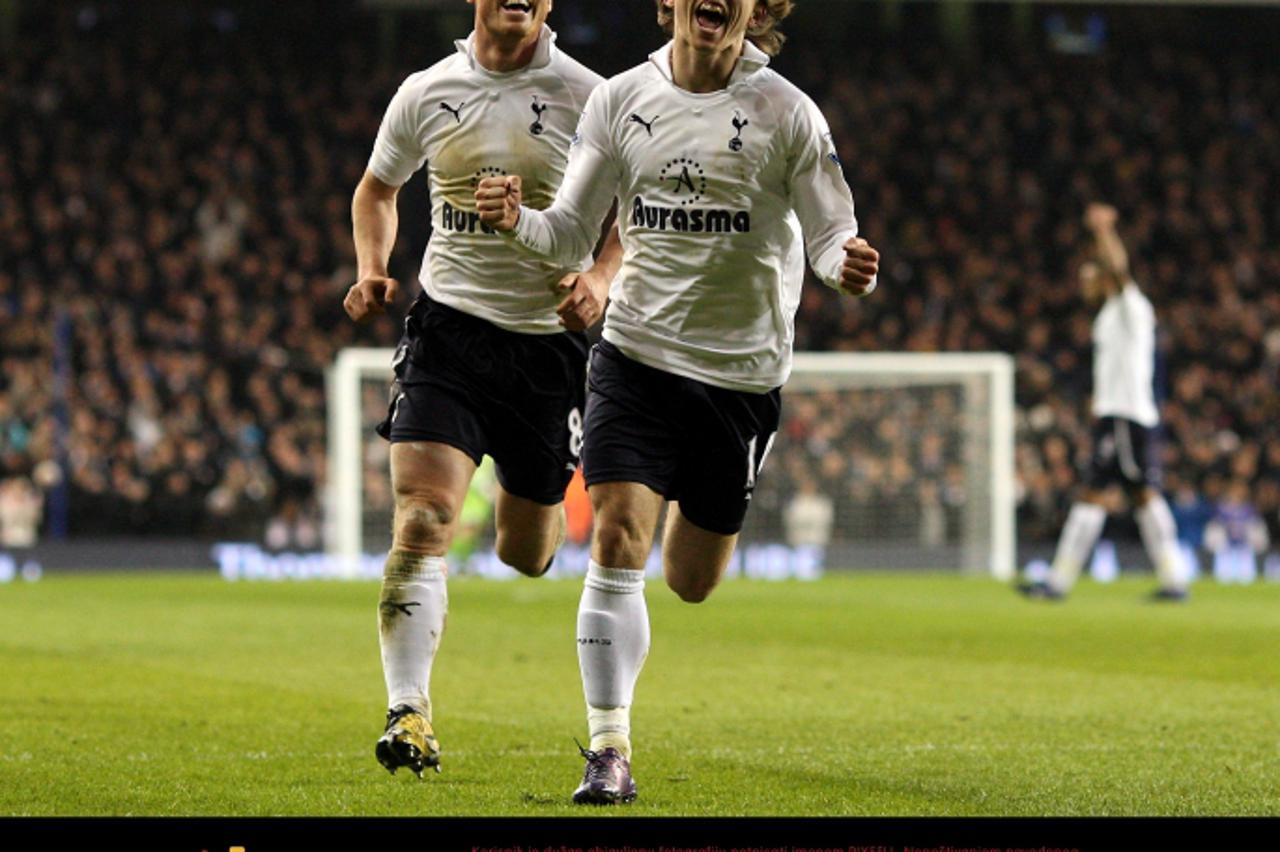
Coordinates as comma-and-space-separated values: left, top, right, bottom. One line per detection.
648, 39, 771, 90
455, 23, 557, 74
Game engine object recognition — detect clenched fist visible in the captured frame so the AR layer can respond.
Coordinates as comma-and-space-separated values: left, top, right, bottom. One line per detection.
556, 267, 610, 332
344, 275, 399, 323
840, 237, 879, 296
476, 175, 523, 232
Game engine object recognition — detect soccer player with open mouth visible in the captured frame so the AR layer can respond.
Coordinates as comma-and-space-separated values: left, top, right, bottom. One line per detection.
477, 0, 880, 805
345, 0, 619, 780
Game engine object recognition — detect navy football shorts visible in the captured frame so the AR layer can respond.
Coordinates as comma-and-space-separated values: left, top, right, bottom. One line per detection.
581, 340, 781, 535
377, 294, 588, 506
1087, 416, 1161, 493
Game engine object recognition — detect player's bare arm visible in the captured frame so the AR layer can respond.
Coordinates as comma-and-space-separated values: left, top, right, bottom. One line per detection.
476, 174, 523, 231
557, 220, 621, 332
840, 237, 879, 296
1084, 202, 1130, 282
346, 170, 401, 323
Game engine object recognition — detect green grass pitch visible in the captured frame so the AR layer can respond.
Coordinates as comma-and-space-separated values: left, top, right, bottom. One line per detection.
1, 572, 1277, 816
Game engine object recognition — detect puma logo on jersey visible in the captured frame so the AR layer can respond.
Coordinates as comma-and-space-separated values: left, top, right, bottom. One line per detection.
729, 111, 749, 152
529, 96, 549, 136
439, 101, 466, 123
629, 113, 659, 136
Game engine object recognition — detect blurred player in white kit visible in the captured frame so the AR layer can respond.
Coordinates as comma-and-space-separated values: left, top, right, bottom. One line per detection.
1020, 203, 1188, 602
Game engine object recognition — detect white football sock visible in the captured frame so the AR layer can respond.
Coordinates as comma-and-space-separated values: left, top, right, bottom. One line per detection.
379, 551, 448, 719
1137, 495, 1185, 590
578, 560, 649, 760
1050, 503, 1107, 593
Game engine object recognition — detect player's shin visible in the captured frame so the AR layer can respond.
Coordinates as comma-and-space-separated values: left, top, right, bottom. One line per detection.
577, 560, 649, 760
1136, 495, 1186, 591
379, 551, 448, 718
1050, 503, 1107, 593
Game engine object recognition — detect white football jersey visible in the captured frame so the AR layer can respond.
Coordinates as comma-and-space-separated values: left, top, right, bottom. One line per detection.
1092, 281, 1159, 427
510, 41, 872, 392
368, 26, 603, 334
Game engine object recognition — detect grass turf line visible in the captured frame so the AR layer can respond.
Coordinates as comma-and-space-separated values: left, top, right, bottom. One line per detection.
0, 573, 1276, 816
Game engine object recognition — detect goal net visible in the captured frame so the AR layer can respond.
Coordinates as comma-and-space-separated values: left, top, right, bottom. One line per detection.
327, 348, 1015, 579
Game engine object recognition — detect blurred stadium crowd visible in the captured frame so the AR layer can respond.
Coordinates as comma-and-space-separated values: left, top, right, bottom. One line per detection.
1, 2, 1277, 559
789, 9, 1280, 557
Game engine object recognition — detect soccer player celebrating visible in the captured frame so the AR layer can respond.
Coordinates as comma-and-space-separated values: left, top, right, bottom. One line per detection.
476, 0, 879, 804
1020, 203, 1187, 601
344, 0, 620, 778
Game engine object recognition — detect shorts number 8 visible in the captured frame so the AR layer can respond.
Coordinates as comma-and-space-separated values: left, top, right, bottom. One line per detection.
568, 407, 584, 458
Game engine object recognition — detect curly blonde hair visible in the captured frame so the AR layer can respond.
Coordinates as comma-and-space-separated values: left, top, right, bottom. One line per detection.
654, 0, 795, 57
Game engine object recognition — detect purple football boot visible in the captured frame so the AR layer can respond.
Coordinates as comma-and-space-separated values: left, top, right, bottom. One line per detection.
572, 743, 638, 805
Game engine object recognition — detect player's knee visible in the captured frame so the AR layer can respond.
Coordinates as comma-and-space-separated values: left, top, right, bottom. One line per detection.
1129, 485, 1154, 507
494, 507, 563, 577
667, 573, 715, 604
495, 535, 554, 577
1079, 490, 1107, 508
393, 492, 457, 552
594, 514, 651, 567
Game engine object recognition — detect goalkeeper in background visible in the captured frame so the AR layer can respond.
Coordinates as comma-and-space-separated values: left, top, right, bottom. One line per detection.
1021, 203, 1188, 601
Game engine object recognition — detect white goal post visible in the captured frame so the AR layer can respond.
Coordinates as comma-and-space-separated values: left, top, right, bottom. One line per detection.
326, 347, 398, 571
327, 348, 1016, 579
783, 352, 1016, 580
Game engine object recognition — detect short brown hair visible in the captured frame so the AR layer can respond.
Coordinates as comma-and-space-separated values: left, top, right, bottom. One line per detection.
654, 0, 795, 57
